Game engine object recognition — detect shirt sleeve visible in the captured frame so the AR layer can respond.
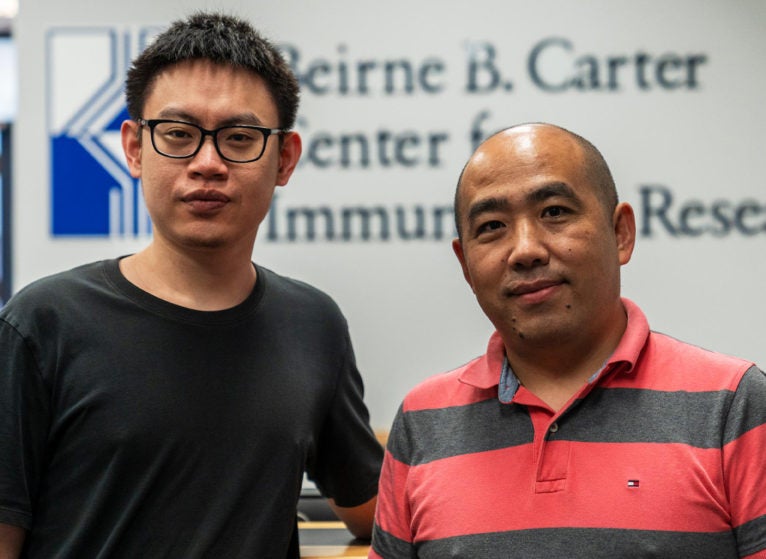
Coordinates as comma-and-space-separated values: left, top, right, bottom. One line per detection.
0, 317, 50, 529
722, 365, 766, 558
308, 328, 383, 507
370, 404, 417, 558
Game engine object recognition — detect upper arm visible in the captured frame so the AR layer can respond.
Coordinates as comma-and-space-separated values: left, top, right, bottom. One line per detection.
724, 366, 766, 556
0, 319, 47, 541
308, 328, 383, 519
0, 523, 25, 559
369, 409, 418, 558
327, 495, 377, 540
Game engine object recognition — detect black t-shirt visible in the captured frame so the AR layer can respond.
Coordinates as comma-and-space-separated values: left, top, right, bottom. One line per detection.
0, 259, 382, 558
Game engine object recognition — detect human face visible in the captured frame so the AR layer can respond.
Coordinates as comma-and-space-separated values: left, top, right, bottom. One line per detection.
452, 125, 635, 353
121, 59, 301, 254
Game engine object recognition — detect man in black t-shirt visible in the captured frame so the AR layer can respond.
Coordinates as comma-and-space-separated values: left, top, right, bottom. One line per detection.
0, 12, 382, 558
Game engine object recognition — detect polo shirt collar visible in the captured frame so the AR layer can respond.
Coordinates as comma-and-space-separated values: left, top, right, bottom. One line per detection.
457, 298, 650, 395
608, 298, 649, 374
457, 330, 507, 390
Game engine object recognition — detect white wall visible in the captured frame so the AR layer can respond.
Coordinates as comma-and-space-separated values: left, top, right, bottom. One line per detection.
14, 0, 766, 429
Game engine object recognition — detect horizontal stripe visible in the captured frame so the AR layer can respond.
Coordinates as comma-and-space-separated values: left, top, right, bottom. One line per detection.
723, 366, 766, 445
567, 367, 766, 446
400, 443, 731, 537
735, 513, 766, 557
392, 374, 766, 466
375, 453, 415, 542
387, 399, 533, 465
415, 527, 739, 559
372, 523, 416, 558
562, 386, 734, 447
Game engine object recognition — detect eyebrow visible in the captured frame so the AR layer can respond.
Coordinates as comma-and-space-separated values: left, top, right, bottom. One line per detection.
465, 182, 580, 225
528, 182, 578, 204
466, 197, 510, 226
155, 109, 265, 127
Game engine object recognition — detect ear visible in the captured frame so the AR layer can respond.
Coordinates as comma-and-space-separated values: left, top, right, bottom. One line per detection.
452, 238, 476, 293
275, 131, 302, 186
613, 202, 636, 266
121, 120, 143, 179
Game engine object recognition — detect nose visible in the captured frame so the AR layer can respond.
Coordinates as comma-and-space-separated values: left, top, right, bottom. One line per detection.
506, 220, 549, 270
188, 135, 228, 177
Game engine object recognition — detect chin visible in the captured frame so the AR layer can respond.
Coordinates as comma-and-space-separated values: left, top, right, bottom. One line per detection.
181, 235, 229, 250
501, 316, 575, 345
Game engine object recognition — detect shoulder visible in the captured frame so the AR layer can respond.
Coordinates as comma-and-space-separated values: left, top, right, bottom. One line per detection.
401, 355, 495, 413
640, 330, 755, 390
258, 265, 341, 310
2, 261, 109, 314
255, 265, 348, 330
0, 260, 112, 340
646, 330, 753, 370
9, 261, 106, 300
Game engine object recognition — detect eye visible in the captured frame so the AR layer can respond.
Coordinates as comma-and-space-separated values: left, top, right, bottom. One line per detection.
164, 128, 194, 139
542, 205, 569, 218
222, 128, 258, 145
156, 124, 197, 144
476, 220, 505, 235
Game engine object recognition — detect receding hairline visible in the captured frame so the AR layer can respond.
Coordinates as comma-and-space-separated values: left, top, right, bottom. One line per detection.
453, 123, 618, 238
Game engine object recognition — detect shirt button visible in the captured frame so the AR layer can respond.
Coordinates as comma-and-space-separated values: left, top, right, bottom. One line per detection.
549, 422, 559, 433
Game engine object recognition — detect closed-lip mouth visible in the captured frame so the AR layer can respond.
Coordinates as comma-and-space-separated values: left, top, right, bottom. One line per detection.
507, 279, 563, 296
181, 189, 230, 203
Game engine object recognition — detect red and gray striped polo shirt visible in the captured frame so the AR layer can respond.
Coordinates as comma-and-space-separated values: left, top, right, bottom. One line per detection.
371, 299, 766, 558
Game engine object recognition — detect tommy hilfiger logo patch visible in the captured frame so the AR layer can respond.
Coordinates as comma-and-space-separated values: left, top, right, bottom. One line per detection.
627, 480, 640, 488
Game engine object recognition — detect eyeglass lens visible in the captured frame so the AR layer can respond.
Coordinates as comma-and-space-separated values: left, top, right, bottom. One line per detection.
151, 121, 267, 162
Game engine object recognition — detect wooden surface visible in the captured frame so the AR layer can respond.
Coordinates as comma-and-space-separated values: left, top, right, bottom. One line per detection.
299, 521, 371, 558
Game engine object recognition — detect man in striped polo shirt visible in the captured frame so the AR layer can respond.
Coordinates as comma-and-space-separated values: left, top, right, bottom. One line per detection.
370, 123, 766, 558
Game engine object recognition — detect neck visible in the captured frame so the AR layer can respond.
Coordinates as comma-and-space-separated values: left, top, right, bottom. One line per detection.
120, 242, 257, 311
503, 308, 627, 412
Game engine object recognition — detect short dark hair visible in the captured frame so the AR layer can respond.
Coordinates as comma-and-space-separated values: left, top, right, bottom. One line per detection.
571, 130, 618, 213
125, 12, 299, 129
453, 123, 618, 239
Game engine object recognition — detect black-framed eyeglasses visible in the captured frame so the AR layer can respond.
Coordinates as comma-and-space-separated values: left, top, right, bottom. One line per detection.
137, 119, 286, 163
